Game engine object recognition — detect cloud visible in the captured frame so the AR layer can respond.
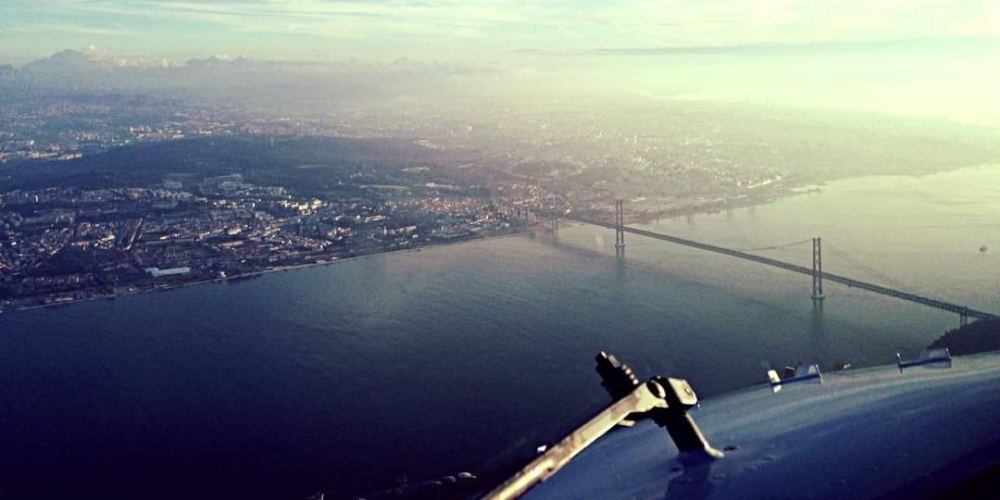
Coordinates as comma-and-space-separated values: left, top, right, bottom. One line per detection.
7, 23, 135, 37
584, 36, 1000, 57
3, 0, 999, 62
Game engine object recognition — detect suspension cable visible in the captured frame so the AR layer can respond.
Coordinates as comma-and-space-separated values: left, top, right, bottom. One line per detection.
823, 241, 916, 292
737, 238, 814, 252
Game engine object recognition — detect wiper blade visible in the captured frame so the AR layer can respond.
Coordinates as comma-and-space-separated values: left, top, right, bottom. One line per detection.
484, 352, 723, 500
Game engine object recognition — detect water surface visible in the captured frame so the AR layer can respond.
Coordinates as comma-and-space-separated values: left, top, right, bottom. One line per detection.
1, 165, 998, 498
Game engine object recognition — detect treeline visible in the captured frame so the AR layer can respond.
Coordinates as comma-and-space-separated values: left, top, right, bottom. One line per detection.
929, 320, 1000, 355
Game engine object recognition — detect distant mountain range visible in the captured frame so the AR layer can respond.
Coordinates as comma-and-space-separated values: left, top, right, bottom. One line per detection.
0, 49, 503, 97
1, 49, 311, 92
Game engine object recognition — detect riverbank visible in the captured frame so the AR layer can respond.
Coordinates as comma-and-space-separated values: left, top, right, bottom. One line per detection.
0, 186, 792, 315
1, 223, 550, 314
929, 320, 1000, 355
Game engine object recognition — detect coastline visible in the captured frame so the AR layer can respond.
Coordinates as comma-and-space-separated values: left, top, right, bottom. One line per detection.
2, 189, 788, 315
0, 184, 867, 315
2, 223, 551, 314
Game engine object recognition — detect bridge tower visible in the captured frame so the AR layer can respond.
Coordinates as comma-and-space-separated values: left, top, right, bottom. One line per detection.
614, 199, 625, 255
812, 237, 825, 305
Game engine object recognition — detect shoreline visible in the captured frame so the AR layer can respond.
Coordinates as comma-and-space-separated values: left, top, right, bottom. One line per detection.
3, 224, 549, 314
0, 184, 884, 315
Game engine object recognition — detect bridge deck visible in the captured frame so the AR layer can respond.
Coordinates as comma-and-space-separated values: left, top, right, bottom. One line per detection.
565, 215, 1000, 322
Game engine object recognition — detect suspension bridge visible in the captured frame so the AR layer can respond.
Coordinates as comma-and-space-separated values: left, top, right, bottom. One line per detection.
537, 201, 1000, 326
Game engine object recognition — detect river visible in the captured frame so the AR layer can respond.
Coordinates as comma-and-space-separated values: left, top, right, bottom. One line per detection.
1, 164, 998, 499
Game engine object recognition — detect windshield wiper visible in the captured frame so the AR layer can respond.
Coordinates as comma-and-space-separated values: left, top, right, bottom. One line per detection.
484, 352, 724, 499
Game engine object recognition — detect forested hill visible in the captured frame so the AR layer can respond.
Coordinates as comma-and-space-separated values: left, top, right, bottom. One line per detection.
0, 135, 483, 196
930, 320, 1000, 356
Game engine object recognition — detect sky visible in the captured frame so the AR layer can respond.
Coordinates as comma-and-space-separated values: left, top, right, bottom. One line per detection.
2, 0, 999, 125
2, 0, 999, 63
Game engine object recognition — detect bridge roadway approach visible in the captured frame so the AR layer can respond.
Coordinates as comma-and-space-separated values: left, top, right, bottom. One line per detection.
554, 213, 1000, 323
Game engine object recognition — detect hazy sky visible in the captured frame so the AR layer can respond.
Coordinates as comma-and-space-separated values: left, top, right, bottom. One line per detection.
3, 1, 999, 125
3, 0, 999, 63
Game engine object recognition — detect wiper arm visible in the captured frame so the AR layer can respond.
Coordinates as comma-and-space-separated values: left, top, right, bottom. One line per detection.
484, 379, 668, 500
484, 352, 723, 500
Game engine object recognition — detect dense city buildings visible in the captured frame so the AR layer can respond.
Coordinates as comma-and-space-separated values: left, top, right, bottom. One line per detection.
0, 177, 520, 310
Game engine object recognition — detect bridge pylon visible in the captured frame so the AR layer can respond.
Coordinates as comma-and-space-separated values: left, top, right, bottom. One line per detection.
812, 237, 825, 305
614, 199, 625, 255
